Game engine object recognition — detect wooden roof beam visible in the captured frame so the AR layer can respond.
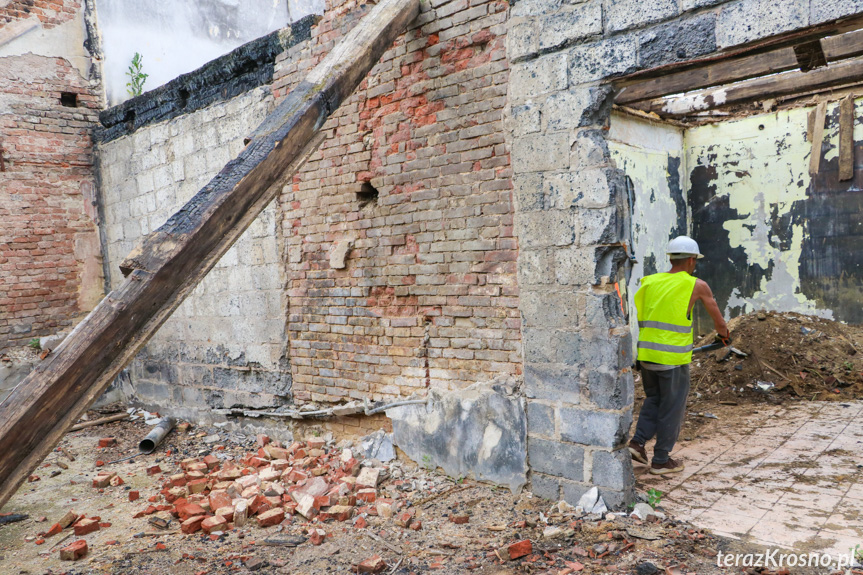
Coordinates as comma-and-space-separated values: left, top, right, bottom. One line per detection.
638, 55, 863, 117
615, 28, 863, 105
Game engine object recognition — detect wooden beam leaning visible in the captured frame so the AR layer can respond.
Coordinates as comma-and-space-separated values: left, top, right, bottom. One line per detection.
641, 56, 863, 117
0, 0, 419, 510
615, 28, 863, 106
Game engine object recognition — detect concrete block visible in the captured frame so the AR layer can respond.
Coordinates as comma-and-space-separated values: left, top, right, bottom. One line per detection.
605, 0, 678, 33
508, 103, 541, 138
568, 36, 637, 85
542, 89, 591, 132
526, 401, 555, 437
544, 169, 611, 209
510, 130, 571, 172
553, 246, 596, 285
510, 0, 563, 19
639, 14, 716, 69
576, 207, 617, 246
520, 289, 580, 328
591, 448, 635, 491
518, 248, 554, 286
716, 0, 808, 49
571, 129, 611, 169
560, 479, 591, 506
509, 54, 568, 100
588, 369, 633, 410
811, 0, 863, 23
522, 329, 583, 365
538, 1, 602, 51
560, 407, 632, 448
512, 172, 544, 212
515, 210, 576, 248
523, 362, 582, 404
527, 437, 584, 480
530, 472, 560, 500
507, 22, 539, 61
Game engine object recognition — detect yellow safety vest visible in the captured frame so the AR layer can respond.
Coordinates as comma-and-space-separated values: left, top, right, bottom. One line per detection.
634, 272, 697, 365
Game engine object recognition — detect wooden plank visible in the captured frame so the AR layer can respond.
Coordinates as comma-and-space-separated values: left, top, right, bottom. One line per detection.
811, 101, 828, 176
616, 28, 863, 105
0, 0, 419, 511
839, 94, 855, 181
640, 56, 863, 116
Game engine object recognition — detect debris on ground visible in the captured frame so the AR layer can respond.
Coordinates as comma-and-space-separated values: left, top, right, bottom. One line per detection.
690, 311, 863, 404
0, 412, 773, 574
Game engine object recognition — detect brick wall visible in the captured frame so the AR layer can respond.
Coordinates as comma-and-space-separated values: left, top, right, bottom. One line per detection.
0, 0, 79, 28
272, 0, 520, 404
0, 6, 103, 350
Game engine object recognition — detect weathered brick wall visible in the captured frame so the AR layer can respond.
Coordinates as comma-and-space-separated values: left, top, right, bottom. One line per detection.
272, 0, 519, 404
506, 0, 863, 507
0, 0, 103, 351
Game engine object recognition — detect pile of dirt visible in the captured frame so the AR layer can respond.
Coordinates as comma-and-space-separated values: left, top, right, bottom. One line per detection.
690, 311, 863, 405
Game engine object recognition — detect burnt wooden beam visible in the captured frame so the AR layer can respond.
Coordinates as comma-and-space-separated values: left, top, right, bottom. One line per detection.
0, 0, 419, 510
616, 28, 863, 106
639, 56, 863, 117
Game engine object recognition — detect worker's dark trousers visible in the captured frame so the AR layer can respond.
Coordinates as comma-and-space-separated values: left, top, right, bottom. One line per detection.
631, 364, 690, 464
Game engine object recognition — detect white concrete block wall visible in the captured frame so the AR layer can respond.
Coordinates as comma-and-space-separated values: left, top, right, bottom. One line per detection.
98, 86, 292, 418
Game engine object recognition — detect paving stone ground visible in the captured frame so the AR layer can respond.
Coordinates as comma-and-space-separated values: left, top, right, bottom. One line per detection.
636, 400, 863, 561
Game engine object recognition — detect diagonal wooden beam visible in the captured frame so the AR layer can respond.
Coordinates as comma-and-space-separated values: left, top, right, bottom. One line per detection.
0, 0, 419, 510
615, 28, 863, 106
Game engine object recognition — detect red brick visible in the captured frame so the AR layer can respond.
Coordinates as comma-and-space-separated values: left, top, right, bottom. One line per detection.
496, 540, 532, 561
357, 555, 387, 573
128, 490, 140, 502
72, 518, 99, 536
59, 540, 88, 561
181, 515, 206, 534
98, 437, 116, 448
201, 515, 227, 533
256, 508, 285, 527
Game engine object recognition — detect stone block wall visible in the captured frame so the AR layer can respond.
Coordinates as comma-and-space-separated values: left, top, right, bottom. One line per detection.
0, 0, 104, 350
505, 0, 861, 506
96, 25, 313, 418
271, 0, 521, 403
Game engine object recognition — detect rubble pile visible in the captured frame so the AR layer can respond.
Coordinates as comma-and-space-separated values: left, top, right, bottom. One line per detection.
691, 311, 863, 404
122, 434, 402, 539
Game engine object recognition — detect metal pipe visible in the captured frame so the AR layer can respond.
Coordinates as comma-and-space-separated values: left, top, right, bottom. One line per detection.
138, 417, 176, 454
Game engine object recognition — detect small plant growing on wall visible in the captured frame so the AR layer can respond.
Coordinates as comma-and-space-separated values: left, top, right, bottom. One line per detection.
126, 52, 148, 97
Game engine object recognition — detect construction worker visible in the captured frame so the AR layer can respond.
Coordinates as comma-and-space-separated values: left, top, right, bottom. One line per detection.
627, 236, 729, 475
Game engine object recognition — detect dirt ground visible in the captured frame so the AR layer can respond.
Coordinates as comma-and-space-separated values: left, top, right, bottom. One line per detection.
0, 413, 789, 575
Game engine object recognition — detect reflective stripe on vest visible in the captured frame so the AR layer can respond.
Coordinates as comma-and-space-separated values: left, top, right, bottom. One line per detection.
634, 272, 697, 366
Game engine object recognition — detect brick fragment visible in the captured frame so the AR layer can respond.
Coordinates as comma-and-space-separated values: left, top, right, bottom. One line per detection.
201, 515, 227, 533
357, 555, 387, 573
59, 540, 88, 561
73, 518, 100, 536
496, 539, 532, 561
128, 490, 140, 502
257, 508, 285, 527
181, 515, 206, 534
98, 437, 116, 448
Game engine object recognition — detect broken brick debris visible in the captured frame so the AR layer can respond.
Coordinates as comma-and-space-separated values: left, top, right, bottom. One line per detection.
357, 554, 387, 573
59, 539, 88, 561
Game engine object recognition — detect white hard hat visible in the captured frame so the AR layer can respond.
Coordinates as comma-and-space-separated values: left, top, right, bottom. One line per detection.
667, 235, 704, 259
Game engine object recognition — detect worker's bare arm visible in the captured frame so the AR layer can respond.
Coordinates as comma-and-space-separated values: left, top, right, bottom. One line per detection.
693, 279, 729, 338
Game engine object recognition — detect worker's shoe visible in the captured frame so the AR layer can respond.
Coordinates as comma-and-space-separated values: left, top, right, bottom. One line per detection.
628, 440, 648, 465
649, 457, 685, 475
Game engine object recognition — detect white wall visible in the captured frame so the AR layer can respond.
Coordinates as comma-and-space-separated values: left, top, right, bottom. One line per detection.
95, 0, 323, 106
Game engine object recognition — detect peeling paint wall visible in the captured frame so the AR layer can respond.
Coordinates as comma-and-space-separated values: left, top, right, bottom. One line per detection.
685, 101, 863, 331
608, 113, 686, 341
